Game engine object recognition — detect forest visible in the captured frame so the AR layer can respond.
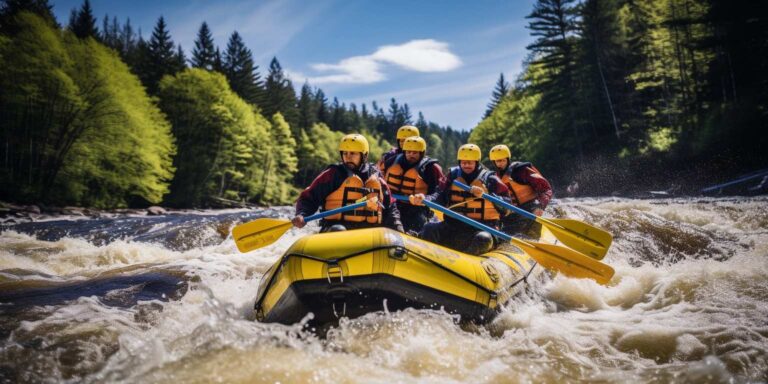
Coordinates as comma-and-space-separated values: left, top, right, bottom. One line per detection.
473, 0, 767, 195
1, 0, 766, 208
0, 0, 468, 208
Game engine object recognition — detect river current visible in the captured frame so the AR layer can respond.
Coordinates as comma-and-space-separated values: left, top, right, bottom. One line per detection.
1, 197, 767, 383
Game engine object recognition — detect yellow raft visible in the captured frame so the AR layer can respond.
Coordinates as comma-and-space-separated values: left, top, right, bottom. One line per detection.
254, 227, 552, 326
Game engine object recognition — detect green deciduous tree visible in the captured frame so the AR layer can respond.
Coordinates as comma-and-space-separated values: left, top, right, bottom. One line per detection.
261, 113, 298, 204
0, 0, 56, 31
0, 12, 175, 207
158, 68, 280, 206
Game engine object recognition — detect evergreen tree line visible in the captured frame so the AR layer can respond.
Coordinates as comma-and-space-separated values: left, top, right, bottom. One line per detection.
0, 0, 466, 207
472, 0, 768, 194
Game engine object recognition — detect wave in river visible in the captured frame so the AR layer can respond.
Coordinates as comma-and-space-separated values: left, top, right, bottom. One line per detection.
1, 197, 766, 383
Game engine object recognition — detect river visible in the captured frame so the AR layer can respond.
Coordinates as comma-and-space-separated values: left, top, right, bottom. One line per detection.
1, 197, 767, 383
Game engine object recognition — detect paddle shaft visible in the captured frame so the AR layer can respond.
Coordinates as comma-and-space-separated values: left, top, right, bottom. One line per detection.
453, 180, 537, 220
392, 194, 511, 240
232, 200, 371, 252
303, 200, 368, 222
392, 193, 614, 284
452, 179, 611, 255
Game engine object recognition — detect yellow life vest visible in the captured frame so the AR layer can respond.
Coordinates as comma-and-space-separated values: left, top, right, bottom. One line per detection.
323, 169, 383, 224
385, 155, 430, 196
448, 168, 501, 222
500, 163, 539, 205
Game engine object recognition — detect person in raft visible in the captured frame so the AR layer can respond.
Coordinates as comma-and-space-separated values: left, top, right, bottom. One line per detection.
383, 136, 444, 235
377, 125, 420, 174
292, 134, 404, 233
488, 144, 553, 235
409, 144, 512, 255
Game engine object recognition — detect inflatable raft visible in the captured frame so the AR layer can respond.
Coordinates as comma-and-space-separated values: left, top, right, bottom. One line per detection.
254, 227, 551, 326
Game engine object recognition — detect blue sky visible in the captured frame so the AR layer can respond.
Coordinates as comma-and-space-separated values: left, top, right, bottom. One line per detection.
52, 0, 536, 131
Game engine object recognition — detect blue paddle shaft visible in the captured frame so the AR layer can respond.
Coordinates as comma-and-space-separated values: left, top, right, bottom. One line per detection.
305, 201, 368, 222
452, 180, 536, 221
391, 194, 511, 241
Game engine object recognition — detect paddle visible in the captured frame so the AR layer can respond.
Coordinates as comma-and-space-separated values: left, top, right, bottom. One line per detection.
401, 195, 479, 222
392, 194, 614, 285
232, 200, 369, 252
453, 180, 613, 260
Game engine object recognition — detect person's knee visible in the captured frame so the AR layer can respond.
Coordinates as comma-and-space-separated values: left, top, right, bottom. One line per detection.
467, 231, 493, 255
420, 223, 440, 242
326, 224, 347, 232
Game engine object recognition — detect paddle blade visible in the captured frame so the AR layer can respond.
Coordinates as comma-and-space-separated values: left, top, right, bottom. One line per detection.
431, 209, 444, 221
512, 238, 615, 285
232, 218, 292, 252
543, 218, 613, 260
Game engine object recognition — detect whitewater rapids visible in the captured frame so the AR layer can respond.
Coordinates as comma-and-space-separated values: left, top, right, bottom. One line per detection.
1, 197, 767, 383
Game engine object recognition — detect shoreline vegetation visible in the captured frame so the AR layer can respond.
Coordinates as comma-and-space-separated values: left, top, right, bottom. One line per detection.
1, 1, 766, 210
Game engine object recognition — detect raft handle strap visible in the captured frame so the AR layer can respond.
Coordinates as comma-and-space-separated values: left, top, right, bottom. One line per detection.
327, 262, 344, 284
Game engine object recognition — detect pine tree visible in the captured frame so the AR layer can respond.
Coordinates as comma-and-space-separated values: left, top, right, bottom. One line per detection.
484, 73, 510, 118
400, 103, 413, 125
174, 44, 186, 71
526, 0, 584, 162
120, 18, 135, 55
579, 0, 623, 140
263, 57, 298, 128
69, 0, 98, 40
191, 22, 215, 70
296, 82, 316, 133
223, 31, 264, 106
315, 88, 328, 124
415, 111, 428, 136
213, 47, 223, 72
329, 97, 345, 131
101, 15, 121, 52
137, 16, 180, 95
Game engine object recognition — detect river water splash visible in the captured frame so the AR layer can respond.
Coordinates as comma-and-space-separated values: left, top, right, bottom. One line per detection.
1, 197, 766, 383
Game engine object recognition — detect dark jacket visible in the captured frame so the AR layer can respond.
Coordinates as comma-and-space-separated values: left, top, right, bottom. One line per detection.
295, 162, 403, 232
499, 161, 553, 210
425, 164, 511, 225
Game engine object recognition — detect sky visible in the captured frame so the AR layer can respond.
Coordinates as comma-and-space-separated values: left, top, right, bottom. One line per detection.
52, 0, 537, 131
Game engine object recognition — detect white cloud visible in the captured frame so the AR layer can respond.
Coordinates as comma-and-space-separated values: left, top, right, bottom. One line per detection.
309, 55, 385, 84
293, 39, 462, 85
371, 39, 462, 72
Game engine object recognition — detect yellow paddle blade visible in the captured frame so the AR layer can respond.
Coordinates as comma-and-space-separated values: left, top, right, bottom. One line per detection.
511, 238, 615, 285
542, 218, 613, 260
232, 218, 292, 252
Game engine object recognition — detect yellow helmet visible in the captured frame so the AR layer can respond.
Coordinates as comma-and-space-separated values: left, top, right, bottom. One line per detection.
402, 136, 427, 152
396, 125, 420, 140
339, 134, 369, 154
489, 144, 511, 161
457, 144, 481, 161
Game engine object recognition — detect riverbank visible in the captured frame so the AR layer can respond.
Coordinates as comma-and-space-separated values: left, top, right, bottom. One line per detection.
0, 201, 171, 225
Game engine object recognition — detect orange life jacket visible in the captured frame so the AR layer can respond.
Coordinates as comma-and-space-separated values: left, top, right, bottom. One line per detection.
500, 162, 540, 205
385, 155, 433, 196
448, 167, 501, 221
377, 148, 399, 174
323, 167, 383, 224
